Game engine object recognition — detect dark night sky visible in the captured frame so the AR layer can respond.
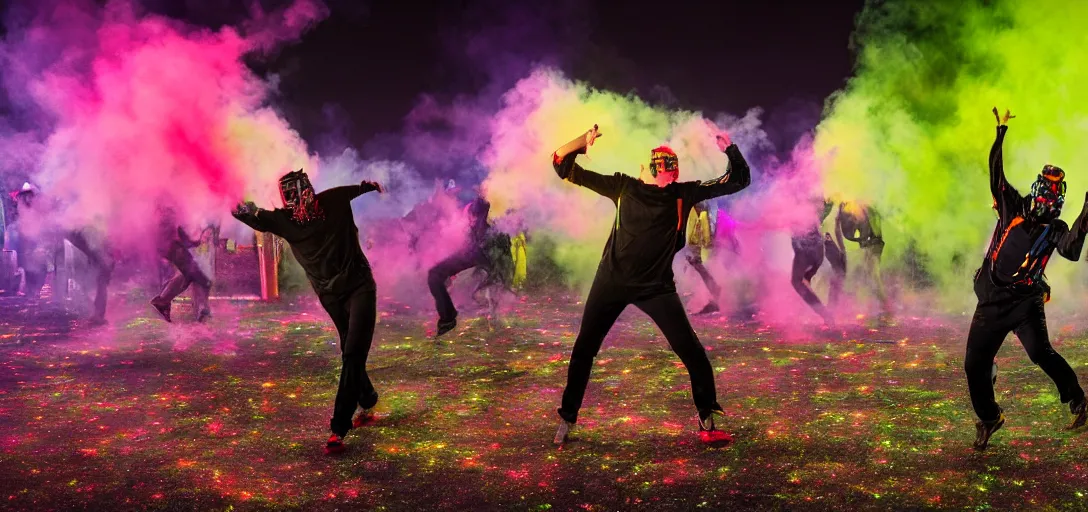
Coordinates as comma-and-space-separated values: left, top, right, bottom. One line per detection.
261, 0, 866, 152
0, 0, 866, 154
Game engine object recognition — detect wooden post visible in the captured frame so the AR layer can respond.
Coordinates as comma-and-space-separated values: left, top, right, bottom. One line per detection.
256, 231, 280, 301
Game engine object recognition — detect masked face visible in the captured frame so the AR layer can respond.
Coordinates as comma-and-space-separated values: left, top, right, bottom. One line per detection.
278, 170, 322, 223
649, 146, 680, 185
1028, 165, 1066, 220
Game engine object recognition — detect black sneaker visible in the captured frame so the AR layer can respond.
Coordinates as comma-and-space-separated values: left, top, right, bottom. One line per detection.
1069, 398, 1087, 430
87, 316, 108, 327
695, 302, 720, 316
974, 414, 1005, 450
435, 319, 457, 338
150, 300, 172, 323
197, 309, 212, 323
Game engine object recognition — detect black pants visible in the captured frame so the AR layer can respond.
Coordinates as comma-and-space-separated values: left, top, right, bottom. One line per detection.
65, 231, 114, 320
791, 238, 845, 315
686, 248, 721, 300
320, 285, 379, 436
153, 244, 212, 316
428, 248, 487, 323
860, 240, 889, 313
558, 277, 721, 423
965, 279, 1084, 422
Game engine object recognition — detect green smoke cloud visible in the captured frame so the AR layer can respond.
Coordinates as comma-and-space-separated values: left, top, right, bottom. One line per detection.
815, 0, 1088, 313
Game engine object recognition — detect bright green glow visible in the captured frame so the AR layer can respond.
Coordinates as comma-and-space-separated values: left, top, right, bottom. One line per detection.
814, 0, 1088, 310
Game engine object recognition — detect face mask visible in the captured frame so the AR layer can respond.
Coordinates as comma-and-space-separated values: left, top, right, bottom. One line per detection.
1029, 165, 1066, 219
278, 169, 322, 223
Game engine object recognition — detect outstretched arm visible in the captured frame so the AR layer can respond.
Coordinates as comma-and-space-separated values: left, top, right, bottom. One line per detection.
1057, 194, 1088, 260
318, 180, 384, 206
232, 201, 277, 234
990, 108, 1021, 214
553, 126, 623, 201
688, 135, 751, 203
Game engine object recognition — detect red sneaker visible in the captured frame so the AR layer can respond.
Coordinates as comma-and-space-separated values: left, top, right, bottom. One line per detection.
698, 410, 733, 447
325, 433, 346, 455
352, 408, 376, 428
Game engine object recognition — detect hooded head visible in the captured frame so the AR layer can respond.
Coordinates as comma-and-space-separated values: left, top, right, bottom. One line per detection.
279, 169, 323, 223
641, 146, 679, 187
1028, 164, 1066, 220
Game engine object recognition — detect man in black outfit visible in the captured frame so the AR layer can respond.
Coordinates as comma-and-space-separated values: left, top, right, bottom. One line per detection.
551, 124, 750, 446
232, 170, 384, 454
968, 108, 1088, 450
427, 194, 493, 337
836, 201, 890, 320
790, 198, 845, 326
150, 208, 213, 323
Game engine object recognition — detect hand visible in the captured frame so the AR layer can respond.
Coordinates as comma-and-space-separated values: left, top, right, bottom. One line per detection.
715, 132, 732, 151
233, 201, 257, 215
992, 107, 1015, 126
586, 124, 602, 147
363, 180, 385, 193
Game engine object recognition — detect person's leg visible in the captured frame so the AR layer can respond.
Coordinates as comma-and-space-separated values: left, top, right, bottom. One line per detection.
328, 286, 379, 437
66, 232, 113, 322
1012, 297, 1087, 425
964, 303, 1011, 423
864, 241, 890, 316
558, 281, 628, 424
427, 249, 483, 331
790, 246, 833, 324
824, 236, 846, 308
687, 249, 721, 314
633, 292, 721, 419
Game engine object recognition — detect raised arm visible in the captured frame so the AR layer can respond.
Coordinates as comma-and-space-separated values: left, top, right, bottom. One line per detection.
552, 126, 623, 202
232, 201, 279, 234
687, 137, 751, 204
990, 108, 1021, 213
317, 180, 383, 207
1057, 193, 1088, 260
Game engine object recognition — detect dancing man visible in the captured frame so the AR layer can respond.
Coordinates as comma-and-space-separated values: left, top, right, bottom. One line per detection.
232, 170, 384, 453
150, 207, 213, 323
427, 193, 493, 338
968, 108, 1088, 450
685, 201, 722, 315
551, 124, 750, 446
789, 198, 844, 326
836, 200, 890, 320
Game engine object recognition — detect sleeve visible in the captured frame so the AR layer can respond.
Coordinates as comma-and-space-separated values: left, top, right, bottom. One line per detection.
552, 150, 624, 202
232, 207, 279, 235
1057, 204, 1088, 260
317, 183, 372, 207
686, 144, 752, 204
176, 226, 200, 248
990, 125, 1022, 219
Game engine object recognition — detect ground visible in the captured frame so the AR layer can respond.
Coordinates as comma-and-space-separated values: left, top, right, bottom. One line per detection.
2, 291, 1088, 511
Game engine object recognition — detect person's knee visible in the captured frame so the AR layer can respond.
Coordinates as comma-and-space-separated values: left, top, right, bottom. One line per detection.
427, 266, 446, 286
1024, 342, 1056, 366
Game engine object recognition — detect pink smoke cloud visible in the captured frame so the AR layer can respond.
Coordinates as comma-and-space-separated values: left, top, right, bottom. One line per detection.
2, 0, 327, 256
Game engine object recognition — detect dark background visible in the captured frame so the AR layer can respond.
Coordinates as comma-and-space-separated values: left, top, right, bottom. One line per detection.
0, 0, 866, 156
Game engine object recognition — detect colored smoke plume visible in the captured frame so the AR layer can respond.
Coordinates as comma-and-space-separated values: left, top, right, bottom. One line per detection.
814, 0, 1088, 314
0, 0, 328, 257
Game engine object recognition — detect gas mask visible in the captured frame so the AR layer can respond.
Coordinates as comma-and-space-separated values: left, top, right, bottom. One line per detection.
1028, 164, 1065, 220
278, 169, 322, 223
649, 146, 679, 181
